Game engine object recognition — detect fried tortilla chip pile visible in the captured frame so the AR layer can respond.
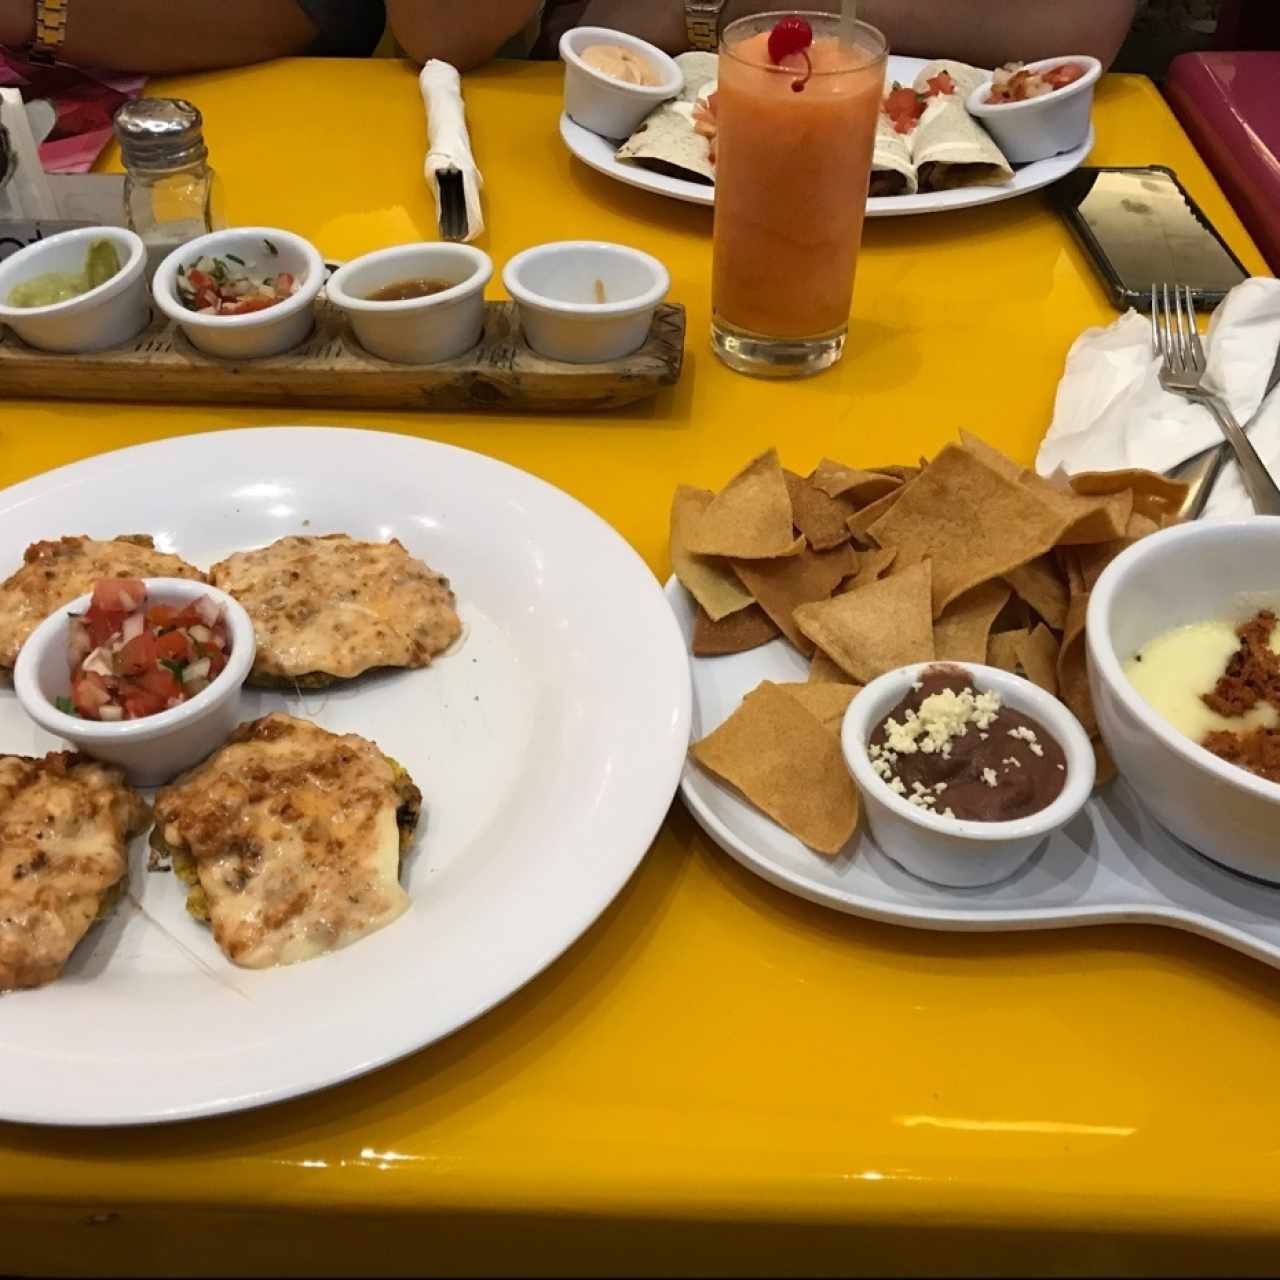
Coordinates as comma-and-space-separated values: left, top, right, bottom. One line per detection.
673, 436, 1187, 854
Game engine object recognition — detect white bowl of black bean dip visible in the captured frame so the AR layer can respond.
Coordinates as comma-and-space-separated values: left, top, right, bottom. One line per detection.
842, 661, 1095, 888
326, 242, 492, 364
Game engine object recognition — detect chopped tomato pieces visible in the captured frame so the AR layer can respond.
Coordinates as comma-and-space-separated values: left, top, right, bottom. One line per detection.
92, 578, 145, 613
63, 582, 233, 722
923, 70, 956, 97
155, 630, 192, 661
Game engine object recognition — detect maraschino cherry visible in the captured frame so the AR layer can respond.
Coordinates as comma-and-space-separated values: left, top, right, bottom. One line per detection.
767, 15, 813, 92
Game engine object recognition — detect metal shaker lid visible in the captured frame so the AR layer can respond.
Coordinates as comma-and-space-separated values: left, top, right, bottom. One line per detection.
114, 98, 208, 170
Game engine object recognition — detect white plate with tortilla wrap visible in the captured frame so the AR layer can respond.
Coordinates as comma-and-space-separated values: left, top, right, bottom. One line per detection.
667, 577, 1280, 973
0, 428, 691, 1126
560, 53, 1092, 217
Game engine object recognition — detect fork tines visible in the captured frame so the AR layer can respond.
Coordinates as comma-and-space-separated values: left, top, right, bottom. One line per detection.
1151, 282, 1205, 376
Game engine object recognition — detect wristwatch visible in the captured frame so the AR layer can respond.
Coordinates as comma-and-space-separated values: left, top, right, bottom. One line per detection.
685, 0, 729, 51
28, 0, 70, 65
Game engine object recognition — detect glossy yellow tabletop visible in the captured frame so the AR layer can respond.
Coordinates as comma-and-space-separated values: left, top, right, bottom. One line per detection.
2, 59, 1277, 1278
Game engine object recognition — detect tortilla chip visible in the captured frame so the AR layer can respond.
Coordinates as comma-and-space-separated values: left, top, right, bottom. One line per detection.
933, 580, 1011, 663
671, 486, 756, 620
684, 449, 803, 559
846, 483, 911, 542
1004, 554, 1069, 631
836, 546, 896, 594
1074, 539, 1129, 593
794, 561, 934, 684
784, 470, 856, 551
1070, 468, 1189, 526
1057, 593, 1094, 734
776, 681, 862, 734
1014, 623, 1060, 696
987, 628, 1028, 674
732, 543, 858, 655
692, 603, 780, 656
868, 444, 1069, 616
690, 681, 859, 854
1093, 736, 1117, 788
1125, 512, 1159, 540
957, 434, 1132, 545
958, 429, 1022, 480
810, 459, 901, 506
869, 464, 921, 483
809, 649, 852, 683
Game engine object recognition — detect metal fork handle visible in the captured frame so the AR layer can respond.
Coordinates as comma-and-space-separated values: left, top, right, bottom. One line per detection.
1192, 391, 1280, 516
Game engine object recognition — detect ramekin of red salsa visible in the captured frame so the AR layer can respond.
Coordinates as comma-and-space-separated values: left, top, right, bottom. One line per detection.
13, 577, 257, 786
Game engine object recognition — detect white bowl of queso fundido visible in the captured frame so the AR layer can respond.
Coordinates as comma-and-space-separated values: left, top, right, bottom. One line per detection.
1087, 517, 1280, 882
14, 578, 256, 787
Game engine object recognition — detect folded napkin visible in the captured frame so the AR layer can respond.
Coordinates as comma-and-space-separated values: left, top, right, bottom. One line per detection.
1036, 277, 1280, 518
419, 59, 484, 242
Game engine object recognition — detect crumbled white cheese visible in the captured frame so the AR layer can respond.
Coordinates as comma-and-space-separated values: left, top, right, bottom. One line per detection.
982, 767, 998, 788
1002, 756, 1023, 769
1029, 742, 1044, 757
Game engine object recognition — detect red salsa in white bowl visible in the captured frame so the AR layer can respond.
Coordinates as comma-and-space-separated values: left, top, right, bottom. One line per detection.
14, 576, 257, 786
65, 578, 231, 721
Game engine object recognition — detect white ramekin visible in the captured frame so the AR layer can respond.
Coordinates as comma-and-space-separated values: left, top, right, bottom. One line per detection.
152, 227, 324, 360
560, 26, 683, 140
326, 242, 492, 364
1088, 517, 1280, 883
966, 56, 1102, 164
842, 661, 1096, 888
14, 577, 256, 787
0, 226, 148, 354
503, 240, 669, 363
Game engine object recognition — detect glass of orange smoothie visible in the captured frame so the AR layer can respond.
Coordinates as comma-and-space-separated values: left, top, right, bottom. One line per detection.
711, 12, 887, 377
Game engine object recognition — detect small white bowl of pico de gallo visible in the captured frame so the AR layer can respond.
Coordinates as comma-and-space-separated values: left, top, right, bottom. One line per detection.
14, 577, 256, 786
152, 226, 324, 360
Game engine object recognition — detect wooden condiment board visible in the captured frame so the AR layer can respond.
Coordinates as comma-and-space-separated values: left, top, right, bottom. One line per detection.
0, 299, 685, 412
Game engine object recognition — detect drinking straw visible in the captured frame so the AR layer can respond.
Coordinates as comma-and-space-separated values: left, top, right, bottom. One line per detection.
841, 0, 857, 43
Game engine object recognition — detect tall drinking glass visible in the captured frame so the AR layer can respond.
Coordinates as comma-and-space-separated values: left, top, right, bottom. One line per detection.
711, 12, 887, 377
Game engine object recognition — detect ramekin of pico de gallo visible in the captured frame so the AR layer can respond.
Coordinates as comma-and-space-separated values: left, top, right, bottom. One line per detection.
14, 577, 256, 786
152, 226, 325, 360
965, 55, 1101, 164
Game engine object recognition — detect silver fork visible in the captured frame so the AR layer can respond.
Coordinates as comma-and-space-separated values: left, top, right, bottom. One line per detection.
1152, 283, 1280, 517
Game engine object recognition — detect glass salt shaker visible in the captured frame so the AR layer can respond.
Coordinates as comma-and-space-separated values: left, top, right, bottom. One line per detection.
114, 98, 225, 279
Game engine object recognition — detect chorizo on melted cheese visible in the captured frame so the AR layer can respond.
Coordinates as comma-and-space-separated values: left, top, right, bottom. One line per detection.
208, 534, 461, 686
0, 753, 149, 990
152, 714, 421, 969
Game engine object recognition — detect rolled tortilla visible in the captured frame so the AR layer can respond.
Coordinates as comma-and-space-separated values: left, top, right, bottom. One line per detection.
912, 59, 989, 103
675, 51, 719, 103
870, 111, 917, 197
908, 74, 1013, 192
617, 61, 717, 184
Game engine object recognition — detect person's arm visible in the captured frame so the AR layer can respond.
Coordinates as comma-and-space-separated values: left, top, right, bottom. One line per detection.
576, 0, 1139, 70
387, 0, 543, 70
0, 0, 319, 74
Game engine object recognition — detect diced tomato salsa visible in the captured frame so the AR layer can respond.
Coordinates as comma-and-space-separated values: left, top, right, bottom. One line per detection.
882, 72, 955, 135
60, 579, 231, 722
986, 61, 1086, 104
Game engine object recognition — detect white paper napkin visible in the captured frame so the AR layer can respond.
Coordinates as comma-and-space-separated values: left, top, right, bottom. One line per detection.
419, 59, 485, 242
1036, 277, 1280, 518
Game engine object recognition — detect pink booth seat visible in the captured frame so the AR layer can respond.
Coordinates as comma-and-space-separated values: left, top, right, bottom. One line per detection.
1165, 52, 1280, 275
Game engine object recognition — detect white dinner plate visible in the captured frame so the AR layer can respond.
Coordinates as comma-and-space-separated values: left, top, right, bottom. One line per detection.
0, 428, 691, 1127
559, 54, 1093, 217
668, 579, 1280, 970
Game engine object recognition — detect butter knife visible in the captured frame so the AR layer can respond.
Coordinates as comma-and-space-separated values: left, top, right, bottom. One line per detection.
1172, 338, 1280, 520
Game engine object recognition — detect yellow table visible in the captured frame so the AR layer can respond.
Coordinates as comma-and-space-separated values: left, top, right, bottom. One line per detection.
2, 59, 1276, 1278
